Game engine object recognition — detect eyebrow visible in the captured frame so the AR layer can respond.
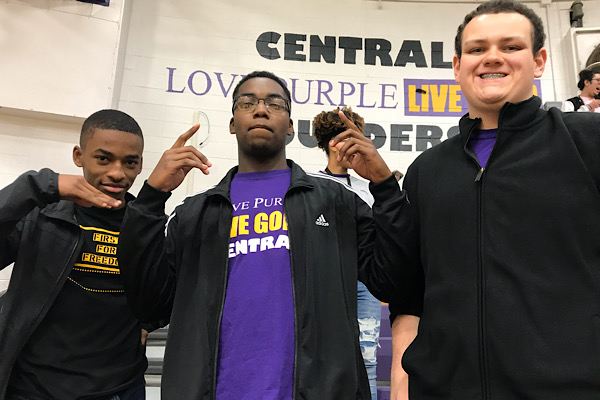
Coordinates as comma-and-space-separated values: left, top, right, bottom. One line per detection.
464, 36, 527, 46
95, 148, 141, 160
238, 92, 285, 99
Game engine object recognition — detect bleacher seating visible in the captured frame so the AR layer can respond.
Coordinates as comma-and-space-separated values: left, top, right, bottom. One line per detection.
145, 326, 167, 400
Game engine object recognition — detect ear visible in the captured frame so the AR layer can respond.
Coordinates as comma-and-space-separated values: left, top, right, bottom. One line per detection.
229, 117, 235, 135
73, 145, 83, 167
533, 48, 547, 78
453, 54, 461, 84
328, 142, 339, 157
287, 118, 294, 137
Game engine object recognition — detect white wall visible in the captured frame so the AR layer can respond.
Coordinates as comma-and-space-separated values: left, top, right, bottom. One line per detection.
1, 0, 600, 290
0, 0, 128, 117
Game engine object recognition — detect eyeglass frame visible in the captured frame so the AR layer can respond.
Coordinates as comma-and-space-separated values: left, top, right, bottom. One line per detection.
232, 94, 291, 114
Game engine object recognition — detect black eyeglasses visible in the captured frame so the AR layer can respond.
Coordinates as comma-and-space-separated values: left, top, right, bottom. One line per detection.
232, 95, 290, 114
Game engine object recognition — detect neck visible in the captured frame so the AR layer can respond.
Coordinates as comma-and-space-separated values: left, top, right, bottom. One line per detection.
326, 154, 348, 175
471, 111, 499, 130
238, 155, 289, 173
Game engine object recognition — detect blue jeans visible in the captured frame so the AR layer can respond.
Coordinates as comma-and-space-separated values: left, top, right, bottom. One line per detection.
7, 378, 145, 400
358, 281, 381, 400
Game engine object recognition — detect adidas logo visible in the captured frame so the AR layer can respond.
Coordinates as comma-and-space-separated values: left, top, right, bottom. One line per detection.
315, 214, 329, 227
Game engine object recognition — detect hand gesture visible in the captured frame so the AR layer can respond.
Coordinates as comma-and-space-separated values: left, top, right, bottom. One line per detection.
147, 124, 212, 192
588, 99, 600, 111
329, 111, 392, 183
58, 175, 122, 208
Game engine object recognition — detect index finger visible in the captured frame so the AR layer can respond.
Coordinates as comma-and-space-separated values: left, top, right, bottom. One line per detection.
338, 110, 359, 131
171, 124, 200, 149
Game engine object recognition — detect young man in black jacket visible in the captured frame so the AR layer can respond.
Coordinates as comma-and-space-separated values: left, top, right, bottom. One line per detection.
0, 110, 150, 400
386, 1, 600, 399
117, 70, 410, 400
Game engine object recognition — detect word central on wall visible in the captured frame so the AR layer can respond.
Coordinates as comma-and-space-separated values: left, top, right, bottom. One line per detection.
256, 32, 453, 69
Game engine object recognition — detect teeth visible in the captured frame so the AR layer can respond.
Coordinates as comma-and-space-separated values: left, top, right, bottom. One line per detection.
481, 74, 506, 79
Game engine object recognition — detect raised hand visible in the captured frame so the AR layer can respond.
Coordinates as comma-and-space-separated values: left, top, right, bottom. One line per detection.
58, 175, 122, 208
147, 124, 212, 192
329, 111, 392, 183
588, 99, 600, 111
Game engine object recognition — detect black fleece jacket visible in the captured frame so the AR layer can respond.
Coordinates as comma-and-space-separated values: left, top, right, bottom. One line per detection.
391, 97, 600, 399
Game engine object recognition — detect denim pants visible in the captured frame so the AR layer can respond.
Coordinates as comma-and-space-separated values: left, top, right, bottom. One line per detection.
358, 281, 381, 400
7, 377, 145, 400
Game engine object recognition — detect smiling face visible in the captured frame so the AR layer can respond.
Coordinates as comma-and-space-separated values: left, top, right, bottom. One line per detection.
229, 77, 293, 170
582, 73, 600, 98
73, 128, 143, 206
453, 12, 547, 126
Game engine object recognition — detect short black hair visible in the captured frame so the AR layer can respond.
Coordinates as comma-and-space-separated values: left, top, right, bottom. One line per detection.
454, 0, 546, 59
232, 71, 292, 115
577, 69, 599, 90
312, 107, 364, 156
80, 109, 143, 148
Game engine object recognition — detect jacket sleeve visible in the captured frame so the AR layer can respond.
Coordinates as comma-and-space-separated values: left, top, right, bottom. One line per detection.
356, 169, 424, 319
118, 181, 178, 323
0, 169, 60, 269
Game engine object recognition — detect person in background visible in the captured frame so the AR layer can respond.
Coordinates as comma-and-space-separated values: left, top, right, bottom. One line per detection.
313, 106, 381, 400
1, 109, 155, 400
565, 68, 600, 112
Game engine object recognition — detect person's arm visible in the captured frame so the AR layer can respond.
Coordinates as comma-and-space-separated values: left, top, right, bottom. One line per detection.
587, 98, 600, 111
119, 125, 211, 323
0, 169, 119, 268
329, 109, 423, 303
333, 111, 423, 304
390, 314, 419, 400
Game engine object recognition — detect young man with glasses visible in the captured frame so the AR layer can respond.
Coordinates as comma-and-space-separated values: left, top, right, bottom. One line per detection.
566, 69, 600, 112
117, 70, 409, 399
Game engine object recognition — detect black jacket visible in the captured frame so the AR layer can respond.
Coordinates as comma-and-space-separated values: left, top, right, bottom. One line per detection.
391, 97, 600, 399
0, 169, 149, 400
119, 160, 412, 400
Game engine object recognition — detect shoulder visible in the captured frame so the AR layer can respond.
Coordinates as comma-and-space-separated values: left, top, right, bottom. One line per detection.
561, 109, 600, 133
304, 171, 366, 200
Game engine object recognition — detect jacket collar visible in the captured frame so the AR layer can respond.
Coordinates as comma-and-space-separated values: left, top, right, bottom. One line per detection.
40, 192, 136, 226
459, 96, 543, 146
209, 159, 314, 200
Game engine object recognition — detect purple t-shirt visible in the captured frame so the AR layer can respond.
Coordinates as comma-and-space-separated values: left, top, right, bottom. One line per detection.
216, 168, 294, 400
469, 128, 497, 168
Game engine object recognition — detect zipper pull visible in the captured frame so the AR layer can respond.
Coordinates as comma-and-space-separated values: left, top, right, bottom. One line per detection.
475, 167, 484, 182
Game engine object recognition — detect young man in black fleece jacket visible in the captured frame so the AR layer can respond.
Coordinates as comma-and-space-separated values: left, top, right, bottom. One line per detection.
117, 70, 411, 400
0, 110, 152, 400
388, 1, 600, 399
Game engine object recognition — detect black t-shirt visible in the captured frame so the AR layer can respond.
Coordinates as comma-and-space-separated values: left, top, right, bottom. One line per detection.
8, 204, 147, 400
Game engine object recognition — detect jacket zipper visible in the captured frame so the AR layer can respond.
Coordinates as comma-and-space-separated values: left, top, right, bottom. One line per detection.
211, 206, 233, 400
476, 173, 489, 399
466, 123, 502, 399
283, 197, 299, 400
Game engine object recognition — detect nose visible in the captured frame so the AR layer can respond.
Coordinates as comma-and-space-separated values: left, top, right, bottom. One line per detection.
253, 99, 269, 117
106, 162, 126, 182
483, 46, 503, 65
